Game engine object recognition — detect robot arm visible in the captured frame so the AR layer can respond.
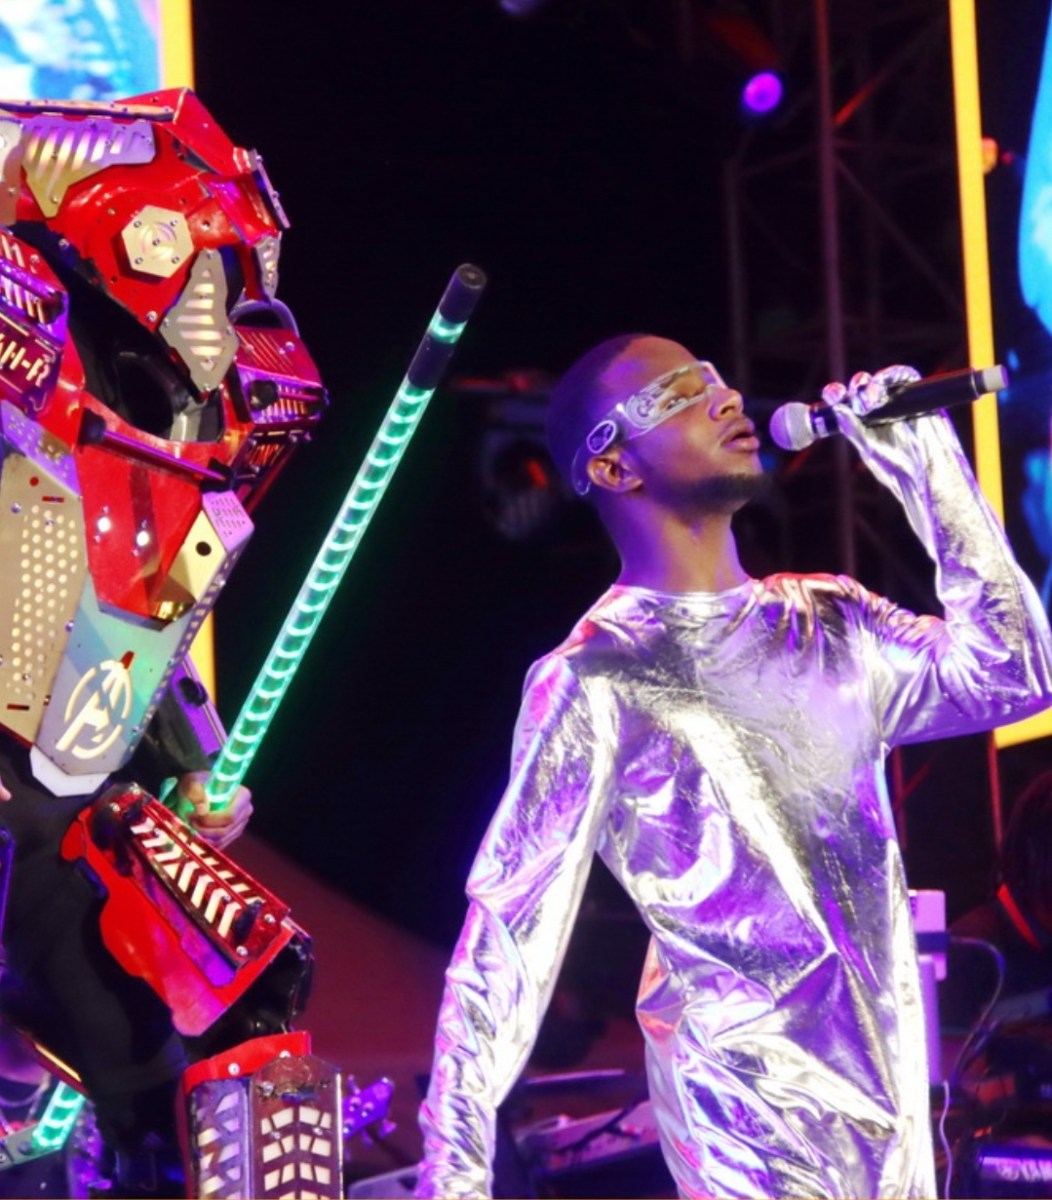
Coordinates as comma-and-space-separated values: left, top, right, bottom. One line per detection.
125, 655, 226, 798
123, 656, 253, 849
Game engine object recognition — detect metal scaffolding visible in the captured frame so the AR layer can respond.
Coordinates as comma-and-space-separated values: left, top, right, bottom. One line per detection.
723, 0, 1003, 881
725, 0, 967, 583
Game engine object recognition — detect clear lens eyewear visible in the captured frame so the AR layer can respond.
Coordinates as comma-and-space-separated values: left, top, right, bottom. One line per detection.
570, 360, 727, 496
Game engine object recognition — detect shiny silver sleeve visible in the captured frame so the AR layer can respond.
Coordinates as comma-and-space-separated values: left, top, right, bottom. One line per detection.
833, 406, 1052, 740
415, 655, 611, 1199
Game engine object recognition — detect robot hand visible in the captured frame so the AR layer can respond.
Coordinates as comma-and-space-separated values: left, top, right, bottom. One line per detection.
820, 363, 942, 500
172, 772, 253, 850
820, 364, 922, 416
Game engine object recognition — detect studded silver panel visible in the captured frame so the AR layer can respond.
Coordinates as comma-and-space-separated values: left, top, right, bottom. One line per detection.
189, 1080, 250, 1198
151, 488, 252, 623
0, 403, 85, 744
132, 489, 252, 765
31, 484, 251, 782
203, 490, 254, 550
254, 1056, 342, 1199
187, 1054, 343, 1199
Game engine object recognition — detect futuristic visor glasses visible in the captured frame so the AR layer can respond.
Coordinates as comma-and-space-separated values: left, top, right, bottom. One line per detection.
571, 360, 727, 496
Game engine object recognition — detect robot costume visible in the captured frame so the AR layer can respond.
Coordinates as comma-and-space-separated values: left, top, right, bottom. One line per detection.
0, 90, 345, 1197
417, 402, 1052, 1199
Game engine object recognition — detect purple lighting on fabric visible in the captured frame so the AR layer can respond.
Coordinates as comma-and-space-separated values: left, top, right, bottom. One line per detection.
742, 71, 783, 115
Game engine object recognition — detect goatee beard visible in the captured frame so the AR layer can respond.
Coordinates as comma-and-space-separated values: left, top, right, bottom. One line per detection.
675, 471, 772, 516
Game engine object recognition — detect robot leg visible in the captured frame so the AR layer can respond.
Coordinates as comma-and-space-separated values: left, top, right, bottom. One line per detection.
181, 1031, 343, 1200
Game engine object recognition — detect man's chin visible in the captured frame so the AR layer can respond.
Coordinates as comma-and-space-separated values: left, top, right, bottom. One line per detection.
689, 469, 772, 514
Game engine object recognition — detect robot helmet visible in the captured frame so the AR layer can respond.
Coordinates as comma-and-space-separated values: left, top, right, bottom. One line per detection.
0, 90, 327, 791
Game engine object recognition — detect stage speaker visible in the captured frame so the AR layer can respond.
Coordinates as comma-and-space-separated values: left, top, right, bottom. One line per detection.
514, 1098, 676, 1198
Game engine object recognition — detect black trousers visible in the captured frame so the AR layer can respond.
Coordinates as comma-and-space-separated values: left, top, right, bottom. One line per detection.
0, 737, 314, 1197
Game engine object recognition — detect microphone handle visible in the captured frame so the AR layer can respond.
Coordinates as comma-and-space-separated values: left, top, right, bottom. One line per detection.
862, 366, 1006, 426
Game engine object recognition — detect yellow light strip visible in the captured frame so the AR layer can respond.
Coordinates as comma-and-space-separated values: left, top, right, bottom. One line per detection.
158, 0, 215, 697
949, 0, 1052, 747
161, 0, 195, 88
949, 0, 1001, 518
996, 706, 1052, 749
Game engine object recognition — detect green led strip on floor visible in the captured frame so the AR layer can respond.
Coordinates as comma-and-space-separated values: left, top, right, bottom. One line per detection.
205, 264, 486, 812
30, 1080, 85, 1153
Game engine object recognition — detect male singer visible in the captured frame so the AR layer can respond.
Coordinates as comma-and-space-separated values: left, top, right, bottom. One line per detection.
415, 334, 1052, 1199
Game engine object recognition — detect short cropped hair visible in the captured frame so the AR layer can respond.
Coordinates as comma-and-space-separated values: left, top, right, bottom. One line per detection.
546, 333, 652, 491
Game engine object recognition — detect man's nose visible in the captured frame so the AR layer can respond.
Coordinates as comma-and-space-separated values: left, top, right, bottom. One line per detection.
710, 387, 744, 417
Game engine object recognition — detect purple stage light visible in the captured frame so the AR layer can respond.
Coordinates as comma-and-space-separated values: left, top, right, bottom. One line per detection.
742, 71, 783, 115
499, 0, 552, 14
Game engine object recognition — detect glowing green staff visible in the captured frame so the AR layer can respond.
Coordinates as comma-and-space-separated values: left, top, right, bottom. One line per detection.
20, 268, 486, 1164
204, 264, 487, 812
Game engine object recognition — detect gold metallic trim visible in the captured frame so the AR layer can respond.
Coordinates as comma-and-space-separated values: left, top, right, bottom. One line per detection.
160, 250, 237, 392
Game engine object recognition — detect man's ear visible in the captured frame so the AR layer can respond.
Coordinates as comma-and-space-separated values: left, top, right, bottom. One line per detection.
588, 447, 642, 494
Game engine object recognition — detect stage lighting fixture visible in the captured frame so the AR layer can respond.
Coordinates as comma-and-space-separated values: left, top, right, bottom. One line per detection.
454, 370, 564, 542
742, 69, 784, 115
979, 135, 1000, 174
498, 0, 555, 16
483, 435, 561, 542
689, 4, 785, 121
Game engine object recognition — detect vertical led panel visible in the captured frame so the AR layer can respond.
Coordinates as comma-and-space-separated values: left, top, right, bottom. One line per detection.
161, 0, 195, 88
953, 0, 1052, 747
950, 0, 1001, 514
0, 2, 180, 101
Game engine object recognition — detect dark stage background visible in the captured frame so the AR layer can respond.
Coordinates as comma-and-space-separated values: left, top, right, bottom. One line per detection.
191, 0, 747, 949
187, 0, 1051, 973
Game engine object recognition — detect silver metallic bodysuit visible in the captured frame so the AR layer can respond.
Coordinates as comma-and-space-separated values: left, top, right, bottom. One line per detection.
417, 412, 1052, 1199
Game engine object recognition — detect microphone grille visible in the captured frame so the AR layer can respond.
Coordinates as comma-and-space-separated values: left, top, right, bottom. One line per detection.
769, 402, 816, 451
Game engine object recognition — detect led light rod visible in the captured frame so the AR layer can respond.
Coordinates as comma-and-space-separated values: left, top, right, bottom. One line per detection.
204, 264, 487, 812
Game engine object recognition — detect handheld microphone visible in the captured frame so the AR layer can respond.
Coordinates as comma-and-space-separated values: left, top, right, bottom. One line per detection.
769, 365, 1008, 452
